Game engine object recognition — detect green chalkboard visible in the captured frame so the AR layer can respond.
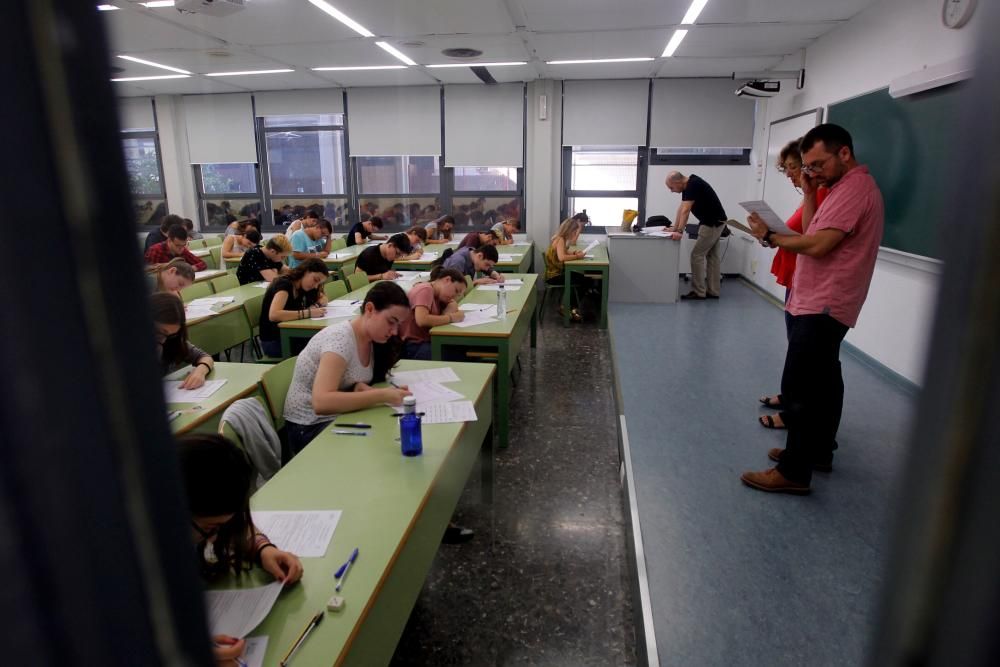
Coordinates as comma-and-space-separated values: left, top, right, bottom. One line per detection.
827, 85, 964, 259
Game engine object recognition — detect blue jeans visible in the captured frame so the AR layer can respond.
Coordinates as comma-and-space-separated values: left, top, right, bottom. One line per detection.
403, 340, 432, 360
261, 338, 282, 358
285, 420, 330, 457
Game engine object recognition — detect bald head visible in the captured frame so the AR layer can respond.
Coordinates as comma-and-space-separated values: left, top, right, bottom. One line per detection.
665, 171, 687, 193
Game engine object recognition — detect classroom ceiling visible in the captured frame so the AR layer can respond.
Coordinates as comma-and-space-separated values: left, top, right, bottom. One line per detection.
103, 0, 879, 96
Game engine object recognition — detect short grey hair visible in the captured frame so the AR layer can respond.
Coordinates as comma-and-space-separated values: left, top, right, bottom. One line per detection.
666, 171, 685, 184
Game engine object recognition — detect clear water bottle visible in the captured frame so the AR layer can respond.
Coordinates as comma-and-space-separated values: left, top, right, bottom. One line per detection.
496, 284, 507, 321
400, 396, 423, 457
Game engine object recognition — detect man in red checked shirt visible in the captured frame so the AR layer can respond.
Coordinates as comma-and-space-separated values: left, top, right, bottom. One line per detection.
742, 123, 884, 495
144, 223, 207, 271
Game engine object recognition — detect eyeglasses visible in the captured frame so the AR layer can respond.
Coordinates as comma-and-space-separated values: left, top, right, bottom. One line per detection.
777, 162, 802, 174
191, 520, 221, 540
802, 154, 836, 175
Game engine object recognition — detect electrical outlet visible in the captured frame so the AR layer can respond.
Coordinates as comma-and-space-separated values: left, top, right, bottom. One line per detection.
750, 259, 758, 275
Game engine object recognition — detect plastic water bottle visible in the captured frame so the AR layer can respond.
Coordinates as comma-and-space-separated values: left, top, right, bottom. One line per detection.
400, 396, 423, 456
496, 284, 507, 321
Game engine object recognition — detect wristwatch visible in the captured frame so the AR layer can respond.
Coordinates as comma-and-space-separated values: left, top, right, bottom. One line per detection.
763, 230, 775, 245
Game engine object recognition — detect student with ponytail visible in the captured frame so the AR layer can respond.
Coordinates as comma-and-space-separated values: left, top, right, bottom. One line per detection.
401, 266, 467, 359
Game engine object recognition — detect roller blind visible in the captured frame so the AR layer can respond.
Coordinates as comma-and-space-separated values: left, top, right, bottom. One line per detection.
183, 93, 257, 164
562, 79, 649, 146
347, 86, 441, 156
650, 79, 755, 148
444, 84, 523, 167
118, 97, 155, 131
254, 89, 344, 117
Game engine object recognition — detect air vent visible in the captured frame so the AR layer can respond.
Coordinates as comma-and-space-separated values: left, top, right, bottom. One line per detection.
441, 48, 483, 59
401, 41, 426, 48
207, 51, 232, 58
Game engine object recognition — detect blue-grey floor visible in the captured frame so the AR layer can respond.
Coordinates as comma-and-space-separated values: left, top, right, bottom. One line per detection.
610, 279, 915, 666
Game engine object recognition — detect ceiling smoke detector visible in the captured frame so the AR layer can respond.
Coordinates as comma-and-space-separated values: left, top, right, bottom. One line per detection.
441, 47, 483, 59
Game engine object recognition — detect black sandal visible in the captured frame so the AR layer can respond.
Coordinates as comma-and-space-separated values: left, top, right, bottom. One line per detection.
759, 395, 784, 409
759, 414, 786, 430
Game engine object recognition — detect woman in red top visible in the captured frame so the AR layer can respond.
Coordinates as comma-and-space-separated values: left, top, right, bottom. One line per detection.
757, 139, 828, 429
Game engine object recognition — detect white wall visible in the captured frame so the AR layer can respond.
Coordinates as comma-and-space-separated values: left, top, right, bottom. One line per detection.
524, 80, 564, 258
743, 0, 981, 384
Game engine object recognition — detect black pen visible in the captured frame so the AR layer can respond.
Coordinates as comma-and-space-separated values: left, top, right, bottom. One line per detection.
280, 610, 324, 666
334, 422, 371, 429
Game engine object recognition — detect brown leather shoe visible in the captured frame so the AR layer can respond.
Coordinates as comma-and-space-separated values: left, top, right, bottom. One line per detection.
767, 448, 833, 473
740, 468, 811, 495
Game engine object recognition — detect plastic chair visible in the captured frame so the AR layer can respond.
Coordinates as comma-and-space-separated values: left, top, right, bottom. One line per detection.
324, 279, 348, 301
243, 293, 279, 363
329, 237, 347, 251
538, 251, 575, 325
465, 275, 473, 289
203, 235, 223, 246
261, 356, 297, 431
347, 272, 368, 292
189, 238, 207, 249
180, 281, 214, 303
209, 246, 223, 270
211, 273, 239, 293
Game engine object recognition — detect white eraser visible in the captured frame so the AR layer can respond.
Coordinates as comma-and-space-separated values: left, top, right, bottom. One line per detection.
326, 595, 346, 612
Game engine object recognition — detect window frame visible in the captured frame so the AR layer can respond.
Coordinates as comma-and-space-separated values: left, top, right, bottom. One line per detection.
122, 128, 169, 227
445, 166, 525, 232
649, 147, 752, 166
561, 145, 647, 234
194, 163, 262, 231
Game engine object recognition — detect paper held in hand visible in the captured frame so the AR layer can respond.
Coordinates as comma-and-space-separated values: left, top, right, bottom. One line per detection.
738, 201, 800, 236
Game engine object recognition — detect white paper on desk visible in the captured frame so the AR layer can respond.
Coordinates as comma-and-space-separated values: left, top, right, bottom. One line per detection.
499, 278, 524, 286
251, 510, 342, 558
422, 400, 478, 424
400, 252, 438, 262
459, 303, 494, 313
477, 284, 521, 292
249, 281, 269, 288
498, 254, 521, 262
393, 271, 425, 282
185, 305, 217, 320
310, 306, 358, 321
581, 239, 600, 254
407, 381, 464, 406
195, 270, 223, 280
450, 311, 498, 328
205, 581, 283, 638
240, 637, 268, 667
327, 251, 354, 259
189, 296, 235, 307
389, 367, 460, 384
738, 200, 800, 235
643, 225, 667, 233
164, 379, 227, 403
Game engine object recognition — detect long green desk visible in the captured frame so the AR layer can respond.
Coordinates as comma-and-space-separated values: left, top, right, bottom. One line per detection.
392, 243, 458, 271
193, 268, 228, 284
430, 273, 537, 448
324, 245, 369, 281
394, 242, 534, 275
564, 244, 610, 328
211, 360, 495, 667
166, 362, 268, 435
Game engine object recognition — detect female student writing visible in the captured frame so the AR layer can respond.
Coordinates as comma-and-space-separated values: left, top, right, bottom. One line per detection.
221, 224, 260, 259
544, 217, 589, 322
401, 266, 467, 359
283, 281, 412, 454
236, 234, 291, 285
441, 244, 504, 286
398, 225, 428, 260
177, 433, 303, 664
146, 258, 194, 295
258, 258, 329, 357
151, 292, 214, 389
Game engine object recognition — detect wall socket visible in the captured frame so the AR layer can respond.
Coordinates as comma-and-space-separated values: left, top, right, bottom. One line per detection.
750, 259, 758, 275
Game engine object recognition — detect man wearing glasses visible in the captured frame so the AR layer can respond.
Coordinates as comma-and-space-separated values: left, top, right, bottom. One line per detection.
288, 218, 332, 269
743, 123, 884, 495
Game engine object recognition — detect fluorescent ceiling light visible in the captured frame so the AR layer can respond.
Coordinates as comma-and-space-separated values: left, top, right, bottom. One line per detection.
307, 0, 374, 37
681, 0, 709, 25
205, 69, 295, 77
375, 42, 417, 66
662, 29, 688, 57
97, 4, 119, 10
312, 65, 407, 71
546, 57, 654, 65
427, 62, 527, 68
141, 0, 175, 7
111, 74, 190, 81
117, 55, 191, 75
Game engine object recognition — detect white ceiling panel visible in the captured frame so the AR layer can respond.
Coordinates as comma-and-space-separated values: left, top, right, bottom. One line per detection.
677, 23, 830, 58
118, 50, 290, 73
253, 42, 406, 69
337, 0, 516, 38
104, 9, 225, 52
112, 76, 245, 96
520, 0, 684, 33
397, 34, 531, 66
699, 0, 877, 25
654, 56, 785, 78
202, 71, 334, 92
429, 66, 536, 85
312, 67, 440, 88
545, 63, 659, 81
527, 29, 667, 62
112, 82, 161, 98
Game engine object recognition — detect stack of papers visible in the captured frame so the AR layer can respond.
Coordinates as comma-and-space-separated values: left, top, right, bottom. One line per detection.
500, 278, 524, 286
388, 373, 478, 424
400, 252, 438, 262
327, 251, 355, 260
185, 305, 217, 320
407, 381, 465, 408
251, 510, 341, 558
422, 401, 478, 424
164, 379, 228, 403
477, 284, 520, 292
194, 270, 223, 280
205, 581, 283, 638
189, 296, 236, 307
310, 304, 359, 321
389, 367, 460, 384
738, 200, 800, 235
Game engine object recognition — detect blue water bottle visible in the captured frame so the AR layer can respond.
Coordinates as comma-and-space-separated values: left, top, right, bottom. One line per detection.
400, 396, 423, 456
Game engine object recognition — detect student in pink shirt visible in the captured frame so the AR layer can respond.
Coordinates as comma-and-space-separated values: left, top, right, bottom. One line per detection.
400, 266, 467, 359
743, 123, 884, 495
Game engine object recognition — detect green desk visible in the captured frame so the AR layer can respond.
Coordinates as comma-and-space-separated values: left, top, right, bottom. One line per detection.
430, 273, 537, 448
193, 269, 228, 284
187, 303, 252, 356
494, 242, 534, 274
564, 244, 610, 328
214, 360, 495, 667
393, 243, 458, 271
324, 245, 368, 281
166, 362, 267, 435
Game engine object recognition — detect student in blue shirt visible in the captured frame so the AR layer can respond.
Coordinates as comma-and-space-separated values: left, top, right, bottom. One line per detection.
288, 218, 332, 268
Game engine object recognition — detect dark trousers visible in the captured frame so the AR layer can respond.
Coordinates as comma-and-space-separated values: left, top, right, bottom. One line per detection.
776, 314, 849, 484
403, 340, 432, 360
285, 420, 329, 458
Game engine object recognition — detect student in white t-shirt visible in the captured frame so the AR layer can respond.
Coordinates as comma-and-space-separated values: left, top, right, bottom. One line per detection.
282, 281, 413, 455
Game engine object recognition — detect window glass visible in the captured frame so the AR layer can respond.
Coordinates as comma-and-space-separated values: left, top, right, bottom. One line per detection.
200, 164, 258, 194
567, 196, 639, 228
453, 167, 518, 192
122, 136, 163, 196
265, 130, 346, 195
570, 147, 638, 191
357, 156, 439, 194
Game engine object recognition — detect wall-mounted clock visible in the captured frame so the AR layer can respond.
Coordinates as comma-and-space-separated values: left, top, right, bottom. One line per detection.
942, 0, 977, 29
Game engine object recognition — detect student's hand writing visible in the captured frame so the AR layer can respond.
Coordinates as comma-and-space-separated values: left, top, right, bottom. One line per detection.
260, 547, 303, 584
212, 636, 245, 665
181, 367, 208, 390
449, 310, 465, 323
308, 306, 326, 318
385, 270, 401, 280
494, 273, 505, 283
382, 387, 412, 406
747, 212, 768, 240
475, 278, 497, 285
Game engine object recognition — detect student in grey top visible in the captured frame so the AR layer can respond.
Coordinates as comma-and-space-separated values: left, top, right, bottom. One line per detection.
151, 292, 214, 389
282, 282, 412, 455
440, 244, 504, 286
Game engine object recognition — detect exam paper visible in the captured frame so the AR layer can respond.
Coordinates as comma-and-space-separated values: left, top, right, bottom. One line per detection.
205, 581, 283, 638
310, 306, 358, 321
185, 305, 217, 320
498, 254, 521, 262
389, 367, 460, 384
188, 296, 236, 307
581, 239, 600, 254
240, 637, 268, 667
400, 252, 438, 262
251, 510, 342, 558
408, 381, 465, 406
738, 200, 800, 235
393, 271, 425, 282
458, 303, 497, 317
477, 284, 521, 292
499, 278, 524, 286
327, 251, 354, 260
249, 281, 269, 288
164, 379, 228, 403
195, 270, 224, 280
422, 400, 478, 424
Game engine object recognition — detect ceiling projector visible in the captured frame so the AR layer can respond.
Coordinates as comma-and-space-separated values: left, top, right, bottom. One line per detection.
735, 80, 780, 98
174, 0, 246, 16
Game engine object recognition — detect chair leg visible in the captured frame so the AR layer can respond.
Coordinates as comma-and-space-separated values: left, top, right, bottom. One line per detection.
538, 288, 548, 325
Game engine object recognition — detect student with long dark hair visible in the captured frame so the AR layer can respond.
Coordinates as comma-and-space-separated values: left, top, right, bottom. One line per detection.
151, 292, 214, 389
282, 281, 412, 455
401, 266, 466, 359
259, 258, 329, 357
221, 223, 260, 259
177, 433, 303, 663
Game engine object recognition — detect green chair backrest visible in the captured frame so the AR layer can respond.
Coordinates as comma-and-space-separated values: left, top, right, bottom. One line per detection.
180, 281, 214, 302
324, 279, 348, 301
189, 238, 207, 249
219, 395, 268, 451
261, 356, 297, 430
210, 273, 239, 293
244, 293, 264, 333
347, 272, 368, 292
209, 246, 223, 270
465, 275, 473, 289
329, 237, 347, 251
203, 235, 223, 246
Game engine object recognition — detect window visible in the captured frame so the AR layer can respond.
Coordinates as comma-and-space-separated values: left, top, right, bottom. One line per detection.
650, 147, 751, 165
196, 163, 261, 229
122, 133, 167, 227
259, 113, 350, 231
453, 167, 518, 192
355, 156, 440, 233
563, 146, 642, 229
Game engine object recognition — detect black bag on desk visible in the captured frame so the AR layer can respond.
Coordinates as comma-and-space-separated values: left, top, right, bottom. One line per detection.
645, 214, 671, 228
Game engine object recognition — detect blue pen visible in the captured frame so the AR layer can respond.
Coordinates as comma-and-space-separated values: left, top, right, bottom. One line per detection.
334, 547, 359, 592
